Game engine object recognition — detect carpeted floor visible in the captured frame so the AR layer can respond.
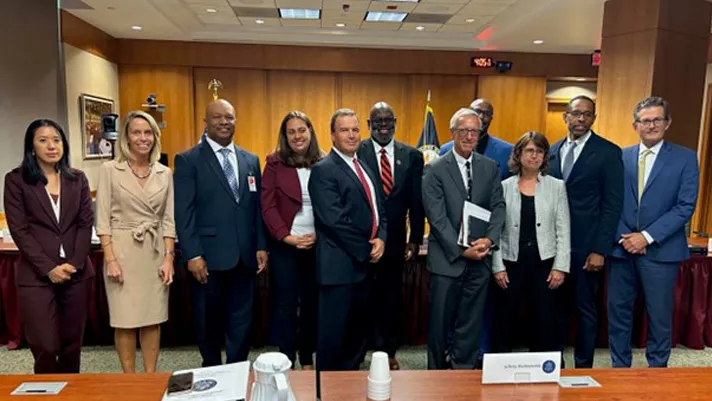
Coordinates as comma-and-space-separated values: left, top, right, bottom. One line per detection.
2, 345, 712, 374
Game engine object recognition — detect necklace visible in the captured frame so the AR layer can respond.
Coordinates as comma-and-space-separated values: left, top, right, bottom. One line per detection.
127, 160, 151, 179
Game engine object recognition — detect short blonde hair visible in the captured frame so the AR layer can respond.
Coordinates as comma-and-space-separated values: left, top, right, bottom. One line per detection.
116, 110, 162, 164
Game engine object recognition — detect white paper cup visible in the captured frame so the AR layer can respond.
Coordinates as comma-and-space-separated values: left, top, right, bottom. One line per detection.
368, 351, 391, 381
367, 376, 391, 400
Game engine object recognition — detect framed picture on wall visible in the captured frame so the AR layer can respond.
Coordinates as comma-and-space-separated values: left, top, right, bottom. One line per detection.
80, 94, 114, 159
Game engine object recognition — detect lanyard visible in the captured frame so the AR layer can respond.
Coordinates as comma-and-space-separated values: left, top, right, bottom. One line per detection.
45, 179, 65, 258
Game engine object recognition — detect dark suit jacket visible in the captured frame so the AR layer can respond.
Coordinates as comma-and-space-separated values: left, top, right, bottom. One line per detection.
422, 151, 506, 277
308, 150, 387, 286
612, 142, 699, 263
3, 168, 94, 286
357, 140, 425, 259
261, 152, 304, 241
174, 140, 267, 271
549, 132, 624, 256
439, 134, 513, 179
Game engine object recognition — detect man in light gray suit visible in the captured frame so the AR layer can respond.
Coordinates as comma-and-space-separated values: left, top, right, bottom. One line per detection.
423, 108, 506, 369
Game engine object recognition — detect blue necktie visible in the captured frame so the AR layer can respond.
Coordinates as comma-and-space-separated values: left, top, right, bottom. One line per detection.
218, 148, 240, 203
562, 141, 577, 181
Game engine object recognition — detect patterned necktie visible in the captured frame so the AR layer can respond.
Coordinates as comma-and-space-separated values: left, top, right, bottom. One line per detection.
562, 141, 577, 181
638, 149, 652, 202
353, 159, 378, 239
380, 148, 393, 196
218, 148, 240, 203
465, 160, 473, 202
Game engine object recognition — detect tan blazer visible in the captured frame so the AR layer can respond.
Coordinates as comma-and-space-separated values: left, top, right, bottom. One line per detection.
492, 173, 571, 273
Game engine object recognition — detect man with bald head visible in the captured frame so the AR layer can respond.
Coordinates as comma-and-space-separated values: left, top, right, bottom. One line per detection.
174, 99, 268, 366
440, 99, 513, 180
357, 102, 425, 370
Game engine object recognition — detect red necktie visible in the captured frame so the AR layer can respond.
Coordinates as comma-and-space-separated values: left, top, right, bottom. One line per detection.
353, 159, 378, 239
380, 148, 393, 196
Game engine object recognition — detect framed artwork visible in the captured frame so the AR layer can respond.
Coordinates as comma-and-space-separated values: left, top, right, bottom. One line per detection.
80, 94, 114, 159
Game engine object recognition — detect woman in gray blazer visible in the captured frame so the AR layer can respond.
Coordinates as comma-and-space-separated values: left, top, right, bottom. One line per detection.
491, 131, 570, 353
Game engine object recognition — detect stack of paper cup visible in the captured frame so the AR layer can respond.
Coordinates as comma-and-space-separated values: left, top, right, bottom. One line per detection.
367, 351, 391, 401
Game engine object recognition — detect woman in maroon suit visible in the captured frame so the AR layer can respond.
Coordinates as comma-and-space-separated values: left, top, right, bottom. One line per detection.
262, 111, 323, 369
3, 119, 94, 374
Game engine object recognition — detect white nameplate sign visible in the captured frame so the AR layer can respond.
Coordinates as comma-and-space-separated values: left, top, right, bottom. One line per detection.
482, 352, 561, 384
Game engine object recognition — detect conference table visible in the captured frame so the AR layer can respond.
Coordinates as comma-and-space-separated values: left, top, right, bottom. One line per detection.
0, 237, 710, 351
2, 368, 712, 400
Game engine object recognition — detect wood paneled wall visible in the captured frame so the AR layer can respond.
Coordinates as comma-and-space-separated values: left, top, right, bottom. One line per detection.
191, 68, 476, 162
60, 10, 118, 62
476, 76, 548, 144
119, 65, 195, 163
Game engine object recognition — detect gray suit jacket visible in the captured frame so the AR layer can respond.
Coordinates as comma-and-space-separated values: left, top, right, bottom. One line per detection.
492, 173, 570, 273
422, 151, 506, 278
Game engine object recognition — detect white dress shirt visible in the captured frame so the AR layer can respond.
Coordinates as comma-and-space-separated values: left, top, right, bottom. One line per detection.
560, 130, 593, 171
639, 140, 664, 244
372, 139, 395, 182
205, 135, 239, 181
332, 147, 380, 226
452, 149, 474, 191
290, 168, 315, 236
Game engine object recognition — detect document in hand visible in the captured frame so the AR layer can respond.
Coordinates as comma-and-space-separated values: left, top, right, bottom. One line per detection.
458, 201, 491, 247
161, 361, 250, 401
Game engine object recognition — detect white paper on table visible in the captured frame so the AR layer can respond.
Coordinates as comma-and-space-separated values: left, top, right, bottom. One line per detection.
559, 376, 601, 388
161, 361, 250, 401
458, 201, 491, 247
482, 352, 561, 384
11, 382, 67, 395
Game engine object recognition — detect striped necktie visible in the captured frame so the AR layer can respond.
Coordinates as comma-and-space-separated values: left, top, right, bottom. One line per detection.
380, 148, 393, 196
638, 149, 652, 202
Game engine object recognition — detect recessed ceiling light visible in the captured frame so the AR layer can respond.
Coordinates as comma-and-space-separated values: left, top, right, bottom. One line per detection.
465, 18, 475, 23
336, 23, 346, 27
416, 25, 425, 31
533, 39, 544, 44
279, 8, 320, 20
131, 25, 142, 31
206, 8, 217, 13
255, 19, 265, 24
365, 12, 407, 22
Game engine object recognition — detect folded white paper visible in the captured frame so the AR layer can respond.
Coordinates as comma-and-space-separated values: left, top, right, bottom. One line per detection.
482, 352, 561, 384
161, 362, 250, 401
559, 376, 601, 388
12, 382, 67, 395
458, 201, 491, 247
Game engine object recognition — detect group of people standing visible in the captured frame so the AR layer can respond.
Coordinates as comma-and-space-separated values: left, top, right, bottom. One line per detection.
3, 92, 698, 375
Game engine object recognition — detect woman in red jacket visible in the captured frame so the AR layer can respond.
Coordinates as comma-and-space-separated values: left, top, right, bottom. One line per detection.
261, 111, 323, 369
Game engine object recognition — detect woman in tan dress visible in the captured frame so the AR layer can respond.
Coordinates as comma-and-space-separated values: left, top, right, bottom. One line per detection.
96, 110, 175, 373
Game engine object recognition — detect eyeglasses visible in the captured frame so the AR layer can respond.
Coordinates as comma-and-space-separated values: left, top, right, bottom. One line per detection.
473, 109, 493, 118
635, 117, 667, 127
567, 111, 594, 119
522, 148, 545, 156
453, 128, 482, 138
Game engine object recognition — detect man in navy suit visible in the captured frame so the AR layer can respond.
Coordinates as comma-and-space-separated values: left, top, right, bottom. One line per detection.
608, 97, 699, 368
439, 99, 513, 179
309, 108, 387, 371
549, 95, 623, 368
358, 102, 425, 370
174, 99, 268, 366
439, 99, 512, 365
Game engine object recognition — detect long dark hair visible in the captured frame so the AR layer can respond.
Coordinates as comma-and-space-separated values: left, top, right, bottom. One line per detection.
21, 119, 76, 185
277, 111, 322, 168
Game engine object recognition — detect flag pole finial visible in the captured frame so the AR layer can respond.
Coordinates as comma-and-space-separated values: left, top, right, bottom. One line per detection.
427, 89, 431, 104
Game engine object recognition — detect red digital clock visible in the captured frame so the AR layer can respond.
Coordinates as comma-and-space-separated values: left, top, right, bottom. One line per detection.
471, 57, 493, 68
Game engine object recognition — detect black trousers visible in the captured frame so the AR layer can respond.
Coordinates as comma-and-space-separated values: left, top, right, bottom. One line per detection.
371, 253, 403, 358
269, 241, 318, 366
18, 278, 91, 374
317, 274, 373, 371
190, 265, 254, 367
427, 262, 490, 370
492, 242, 558, 353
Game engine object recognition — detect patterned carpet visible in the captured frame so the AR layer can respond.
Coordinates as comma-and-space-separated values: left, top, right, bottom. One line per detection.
2, 345, 712, 374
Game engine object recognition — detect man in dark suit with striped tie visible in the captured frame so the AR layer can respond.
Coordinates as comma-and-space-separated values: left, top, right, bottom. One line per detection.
358, 102, 425, 370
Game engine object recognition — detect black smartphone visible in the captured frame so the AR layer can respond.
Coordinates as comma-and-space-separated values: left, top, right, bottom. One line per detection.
167, 372, 194, 396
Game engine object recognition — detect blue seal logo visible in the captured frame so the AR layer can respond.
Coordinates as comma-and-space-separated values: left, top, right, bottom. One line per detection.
193, 379, 217, 392
542, 360, 556, 374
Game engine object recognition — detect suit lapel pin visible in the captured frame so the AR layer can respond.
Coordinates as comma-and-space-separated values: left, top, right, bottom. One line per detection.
396, 159, 401, 166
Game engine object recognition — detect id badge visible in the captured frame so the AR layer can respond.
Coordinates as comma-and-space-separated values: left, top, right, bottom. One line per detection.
248, 175, 257, 192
